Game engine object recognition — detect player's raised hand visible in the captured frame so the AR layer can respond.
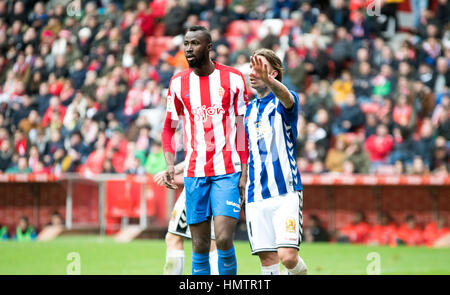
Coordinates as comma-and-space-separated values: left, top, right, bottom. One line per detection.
250, 55, 271, 84
162, 165, 178, 190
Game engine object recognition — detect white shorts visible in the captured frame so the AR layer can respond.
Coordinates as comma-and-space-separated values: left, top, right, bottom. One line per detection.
245, 191, 303, 255
167, 189, 215, 240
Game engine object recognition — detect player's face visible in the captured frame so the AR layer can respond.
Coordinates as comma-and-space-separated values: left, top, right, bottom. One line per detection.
184, 31, 211, 68
249, 55, 273, 89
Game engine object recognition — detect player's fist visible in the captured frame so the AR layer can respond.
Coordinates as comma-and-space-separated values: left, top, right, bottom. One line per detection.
153, 170, 166, 186
162, 165, 178, 190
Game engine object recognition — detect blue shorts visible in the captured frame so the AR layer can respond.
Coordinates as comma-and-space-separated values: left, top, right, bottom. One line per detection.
184, 172, 241, 225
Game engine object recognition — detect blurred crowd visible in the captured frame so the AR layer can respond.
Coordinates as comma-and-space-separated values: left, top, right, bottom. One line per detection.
0, 0, 448, 176
305, 211, 450, 247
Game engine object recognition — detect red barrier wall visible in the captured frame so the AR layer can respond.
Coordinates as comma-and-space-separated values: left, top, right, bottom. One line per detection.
302, 185, 450, 232
0, 183, 65, 235
0, 175, 448, 236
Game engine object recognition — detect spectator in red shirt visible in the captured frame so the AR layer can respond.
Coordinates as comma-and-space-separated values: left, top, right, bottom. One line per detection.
393, 94, 414, 130
337, 211, 371, 244
124, 80, 145, 117
47, 73, 64, 96
42, 96, 67, 127
364, 124, 394, 172
82, 145, 107, 174
136, 0, 155, 37
394, 215, 425, 246
106, 128, 128, 173
424, 216, 450, 247
14, 129, 27, 157
79, 132, 108, 174
368, 212, 397, 246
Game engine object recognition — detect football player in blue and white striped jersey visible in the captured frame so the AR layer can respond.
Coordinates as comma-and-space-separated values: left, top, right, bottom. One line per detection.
244, 48, 307, 275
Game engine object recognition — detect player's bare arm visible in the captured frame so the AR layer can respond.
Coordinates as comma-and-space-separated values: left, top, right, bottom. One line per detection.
250, 55, 294, 109
162, 152, 178, 190
236, 114, 248, 205
239, 163, 248, 206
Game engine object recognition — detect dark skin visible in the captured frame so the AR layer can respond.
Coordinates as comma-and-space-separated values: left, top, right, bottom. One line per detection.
162, 29, 247, 254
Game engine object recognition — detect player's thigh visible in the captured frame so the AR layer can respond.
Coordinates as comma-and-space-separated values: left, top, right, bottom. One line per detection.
210, 172, 241, 220
213, 215, 238, 240
165, 232, 185, 251
184, 176, 212, 225
246, 199, 277, 254
273, 191, 302, 248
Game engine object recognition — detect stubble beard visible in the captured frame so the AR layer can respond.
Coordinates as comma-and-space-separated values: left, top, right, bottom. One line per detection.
254, 85, 269, 97
188, 52, 208, 69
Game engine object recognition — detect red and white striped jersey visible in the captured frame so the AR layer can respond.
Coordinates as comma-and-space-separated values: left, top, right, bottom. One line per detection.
163, 62, 249, 178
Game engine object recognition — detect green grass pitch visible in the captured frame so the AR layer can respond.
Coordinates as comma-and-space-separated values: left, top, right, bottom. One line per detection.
0, 236, 449, 275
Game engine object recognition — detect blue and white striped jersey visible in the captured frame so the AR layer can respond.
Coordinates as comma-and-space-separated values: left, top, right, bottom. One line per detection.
244, 90, 303, 203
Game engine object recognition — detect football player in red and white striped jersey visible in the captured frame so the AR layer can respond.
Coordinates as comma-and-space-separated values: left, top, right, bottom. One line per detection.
161, 26, 249, 275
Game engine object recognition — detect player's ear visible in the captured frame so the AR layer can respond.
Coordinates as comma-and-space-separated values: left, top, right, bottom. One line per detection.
271, 70, 279, 79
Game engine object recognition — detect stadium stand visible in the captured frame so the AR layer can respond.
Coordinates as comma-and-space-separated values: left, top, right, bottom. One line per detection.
0, 0, 448, 243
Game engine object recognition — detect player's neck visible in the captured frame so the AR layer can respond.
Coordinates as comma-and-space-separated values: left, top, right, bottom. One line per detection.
256, 86, 270, 99
193, 60, 216, 76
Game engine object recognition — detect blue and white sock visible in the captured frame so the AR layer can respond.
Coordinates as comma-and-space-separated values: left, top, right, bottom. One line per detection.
217, 245, 237, 275
192, 252, 210, 275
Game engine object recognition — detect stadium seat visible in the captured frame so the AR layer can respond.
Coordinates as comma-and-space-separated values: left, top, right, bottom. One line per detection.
249, 20, 263, 35
226, 36, 242, 52
146, 36, 173, 66
280, 19, 295, 36
226, 20, 247, 36
225, 20, 262, 38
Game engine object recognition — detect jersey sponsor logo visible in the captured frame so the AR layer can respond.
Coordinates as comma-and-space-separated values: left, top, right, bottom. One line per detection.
226, 200, 240, 209
192, 105, 225, 122
286, 218, 296, 233
254, 120, 272, 139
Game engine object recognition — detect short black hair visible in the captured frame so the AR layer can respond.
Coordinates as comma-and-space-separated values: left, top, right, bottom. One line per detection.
186, 26, 212, 44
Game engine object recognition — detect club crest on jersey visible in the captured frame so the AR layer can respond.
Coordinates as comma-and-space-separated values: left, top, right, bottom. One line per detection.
192, 105, 225, 122
218, 87, 225, 99
171, 209, 177, 221
167, 97, 174, 111
255, 120, 272, 139
286, 218, 296, 233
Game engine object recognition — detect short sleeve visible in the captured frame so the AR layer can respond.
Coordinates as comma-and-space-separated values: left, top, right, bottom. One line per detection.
166, 79, 182, 121
234, 73, 249, 116
278, 90, 299, 125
